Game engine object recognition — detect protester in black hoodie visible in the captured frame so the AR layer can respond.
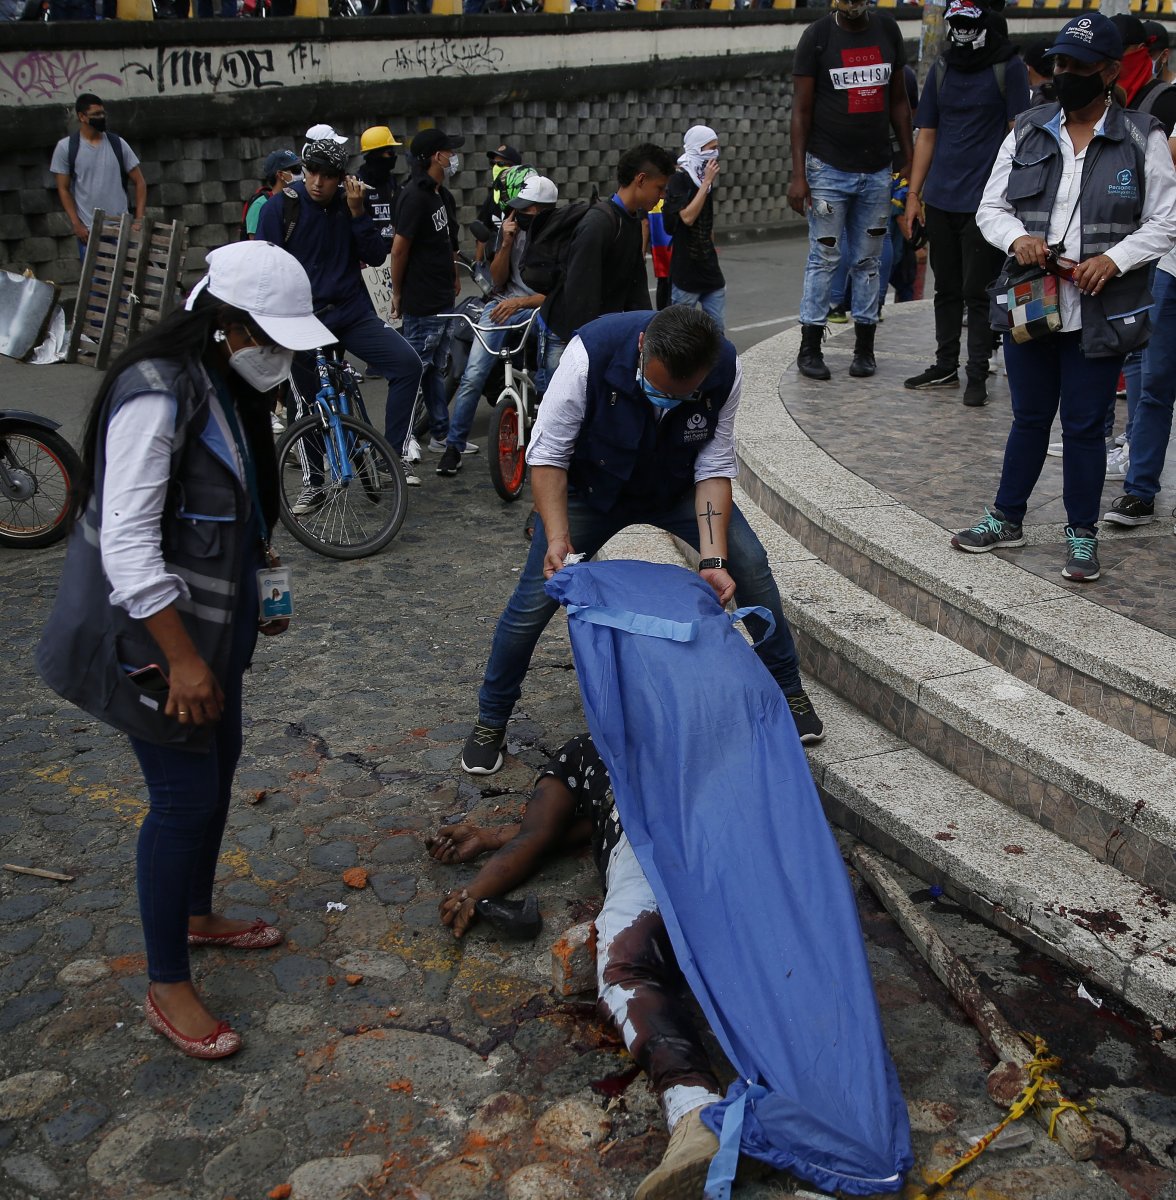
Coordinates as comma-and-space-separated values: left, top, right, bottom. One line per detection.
900, 0, 1030, 407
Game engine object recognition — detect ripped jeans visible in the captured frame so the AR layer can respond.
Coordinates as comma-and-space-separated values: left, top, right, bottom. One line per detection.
798, 154, 893, 327
596, 834, 722, 1131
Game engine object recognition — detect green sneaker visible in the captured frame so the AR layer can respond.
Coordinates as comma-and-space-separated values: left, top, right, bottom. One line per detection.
1061, 526, 1100, 581
951, 507, 1026, 553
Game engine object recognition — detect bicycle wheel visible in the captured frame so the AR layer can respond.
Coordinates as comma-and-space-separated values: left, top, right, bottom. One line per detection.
487, 397, 526, 502
275, 414, 408, 559
0, 424, 81, 549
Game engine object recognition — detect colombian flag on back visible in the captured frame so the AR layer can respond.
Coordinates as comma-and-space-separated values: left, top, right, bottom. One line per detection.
648, 200, 673, 280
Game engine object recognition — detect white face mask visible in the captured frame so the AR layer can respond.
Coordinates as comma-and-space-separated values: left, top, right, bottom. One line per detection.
228, 344, 295, 392
699, 148, 720, 162
445, 153, 461, 179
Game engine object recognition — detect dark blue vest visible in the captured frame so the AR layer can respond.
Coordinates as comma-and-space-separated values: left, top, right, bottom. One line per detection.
569, 312, 738, 513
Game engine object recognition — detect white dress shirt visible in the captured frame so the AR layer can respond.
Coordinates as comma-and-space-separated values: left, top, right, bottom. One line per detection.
977, 111, 1176, 332
526, 335, 742, 484
101, 380, 245, 620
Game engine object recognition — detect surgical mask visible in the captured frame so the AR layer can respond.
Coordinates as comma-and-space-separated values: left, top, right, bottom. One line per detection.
88, 115, 106, 132
445, 153, 461, 179
1054, 70, 1107, 113
642, 382, 682, 411
229, 345, 295, 392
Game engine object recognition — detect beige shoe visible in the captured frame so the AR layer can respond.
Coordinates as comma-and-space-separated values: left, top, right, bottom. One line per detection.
634, 1107, 720, 1200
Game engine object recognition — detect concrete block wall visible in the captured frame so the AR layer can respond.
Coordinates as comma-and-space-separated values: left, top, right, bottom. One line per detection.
0, 70, 797, 292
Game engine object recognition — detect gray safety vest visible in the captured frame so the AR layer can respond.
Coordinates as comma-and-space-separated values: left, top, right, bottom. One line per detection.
996, 102, 1158, 357
36, 358, 255, 751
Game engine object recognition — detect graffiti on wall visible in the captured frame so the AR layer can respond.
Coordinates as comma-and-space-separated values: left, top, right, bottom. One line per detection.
0, 51, 122, 101
383, 37, 504, 77
121, 47, 285, 93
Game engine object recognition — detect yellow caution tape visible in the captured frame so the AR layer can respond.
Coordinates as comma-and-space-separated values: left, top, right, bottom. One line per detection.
913, 1037, 1092, 1200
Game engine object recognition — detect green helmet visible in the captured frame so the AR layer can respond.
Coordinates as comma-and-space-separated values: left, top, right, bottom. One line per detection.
496, 164, 536, 211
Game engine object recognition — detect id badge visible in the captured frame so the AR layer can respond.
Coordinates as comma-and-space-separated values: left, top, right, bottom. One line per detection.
258, 565, 293, 620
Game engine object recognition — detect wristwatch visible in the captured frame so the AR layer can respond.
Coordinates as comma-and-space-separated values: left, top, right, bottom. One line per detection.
698, 557, 728, 572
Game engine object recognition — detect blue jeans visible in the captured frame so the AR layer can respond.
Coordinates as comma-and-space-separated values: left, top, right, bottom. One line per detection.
402, 314, 453, 444
995, 332, 1123, 531
799, 155, 892, 327
476, 492, 803, 727
1125, 267, 1176, 503
448, 307, 535, 448
670, 285, 727, 331
129, 560, 259, 983
535, 322, 567, 395
830, 215, 901, 314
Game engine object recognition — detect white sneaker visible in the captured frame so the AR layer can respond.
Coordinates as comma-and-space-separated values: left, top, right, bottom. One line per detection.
1106, 444, 1130, 481
271, 413, 285, 434
427, 437, 479, 455
1046, 442, 1064, 458
401, 459, 421, 487
1114, 432, 1127, 448
404, 436, 422, 464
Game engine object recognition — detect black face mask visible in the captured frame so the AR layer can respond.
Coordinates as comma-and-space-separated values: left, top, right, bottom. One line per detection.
1054, 70, 1107, 113
365, 153, 396, 182
514, 212, 534, 231
87, 115, 106, 133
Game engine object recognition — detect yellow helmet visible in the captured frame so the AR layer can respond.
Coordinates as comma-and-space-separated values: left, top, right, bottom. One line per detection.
360, 126, 402, 154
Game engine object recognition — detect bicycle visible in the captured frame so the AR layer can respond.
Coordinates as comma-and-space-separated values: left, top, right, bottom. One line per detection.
275, 349, 408, 560
0, 410, 82, 549
439, 306, 540, 502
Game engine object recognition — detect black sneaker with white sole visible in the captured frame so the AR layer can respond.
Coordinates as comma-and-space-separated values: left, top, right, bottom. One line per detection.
1061, 526, 1100, 581
787, 690, 825, 745
436, 445, 463, 476
1103, 494, 1154, 526
962, 378, 988, 407
904, 364, 959, 390
951, 507, 1026, 552
461, 722, 506, 774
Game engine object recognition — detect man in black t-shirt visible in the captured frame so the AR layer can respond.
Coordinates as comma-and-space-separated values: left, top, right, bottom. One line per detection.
789, 0, 913, 382
426, 733, 729, 1198
663, 124, 727, 330
392, 128, 464, 455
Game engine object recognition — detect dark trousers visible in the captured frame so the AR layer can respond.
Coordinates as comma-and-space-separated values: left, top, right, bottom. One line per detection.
129, 562, 259, 983
925, 203, 1005, 382
995, 332, 1123, 530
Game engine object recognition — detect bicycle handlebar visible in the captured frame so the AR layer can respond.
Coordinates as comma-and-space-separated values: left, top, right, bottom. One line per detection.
439, 305, 541, 358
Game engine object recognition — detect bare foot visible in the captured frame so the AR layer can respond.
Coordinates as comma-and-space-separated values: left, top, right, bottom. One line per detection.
149, 981, 221, 1040
188, 913, 256, 937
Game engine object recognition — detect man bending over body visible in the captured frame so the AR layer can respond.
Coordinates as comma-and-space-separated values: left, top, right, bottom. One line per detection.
428, 734, 728, 1200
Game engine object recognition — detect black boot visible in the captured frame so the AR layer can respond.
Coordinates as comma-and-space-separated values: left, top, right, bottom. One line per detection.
849, 322, 877, 378
796, 324, 830, 381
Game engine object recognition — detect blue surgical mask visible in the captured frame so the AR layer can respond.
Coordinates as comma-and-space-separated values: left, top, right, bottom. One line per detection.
642, 381, 682, 411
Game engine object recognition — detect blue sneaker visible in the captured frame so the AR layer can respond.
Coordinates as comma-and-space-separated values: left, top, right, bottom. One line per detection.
1061, 527, 1100, 581
951, 507, 1026, 553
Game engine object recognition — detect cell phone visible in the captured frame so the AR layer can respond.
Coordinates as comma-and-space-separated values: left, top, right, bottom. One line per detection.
126, 664, 170, 696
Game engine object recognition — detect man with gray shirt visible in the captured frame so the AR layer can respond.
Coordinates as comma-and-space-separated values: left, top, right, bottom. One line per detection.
51, 94, 146, 257
436, 174, 558, 477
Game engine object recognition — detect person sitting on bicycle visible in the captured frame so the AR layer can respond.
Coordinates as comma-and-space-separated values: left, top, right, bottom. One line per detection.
256, 135, 424, 499
437, 174, 558, 478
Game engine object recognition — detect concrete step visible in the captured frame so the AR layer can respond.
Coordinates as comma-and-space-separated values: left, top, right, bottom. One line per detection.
596, 526, 1176, 1027
735, 325, 1176, 760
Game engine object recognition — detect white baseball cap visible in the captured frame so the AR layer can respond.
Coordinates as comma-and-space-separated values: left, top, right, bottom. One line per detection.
304, 123, 348, 145
507, 175, 559, 209
185, 242, 336, 351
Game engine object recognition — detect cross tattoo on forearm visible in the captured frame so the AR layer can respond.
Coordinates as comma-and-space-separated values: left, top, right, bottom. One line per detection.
700, 500, 723, 546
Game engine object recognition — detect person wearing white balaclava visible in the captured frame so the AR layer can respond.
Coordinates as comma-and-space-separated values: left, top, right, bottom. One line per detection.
663, 125, 727, 329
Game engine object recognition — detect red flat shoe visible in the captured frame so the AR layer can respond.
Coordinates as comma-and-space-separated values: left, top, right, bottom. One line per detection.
144, 988, 242, 1060
187, 918, 283, 950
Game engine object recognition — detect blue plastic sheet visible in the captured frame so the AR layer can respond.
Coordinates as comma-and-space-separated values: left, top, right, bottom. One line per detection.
546, 560, 912, 1196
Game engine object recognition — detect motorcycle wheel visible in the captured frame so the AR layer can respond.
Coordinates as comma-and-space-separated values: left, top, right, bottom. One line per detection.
0, 424, 81, 549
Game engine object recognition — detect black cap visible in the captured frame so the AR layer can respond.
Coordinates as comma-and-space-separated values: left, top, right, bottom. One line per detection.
410, 129, 466, 160
486, 143, 522, 166
1109, 12, 1147, 49
1144, 19, 1169, 52
1022, 36, 1055, 77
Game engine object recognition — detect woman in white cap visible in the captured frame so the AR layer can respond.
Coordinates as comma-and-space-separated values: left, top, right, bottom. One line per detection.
36, 241, 334, 1059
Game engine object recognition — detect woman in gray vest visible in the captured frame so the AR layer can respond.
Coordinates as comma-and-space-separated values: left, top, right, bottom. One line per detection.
36, 243, 334, 1059
952, 12, 1176, 582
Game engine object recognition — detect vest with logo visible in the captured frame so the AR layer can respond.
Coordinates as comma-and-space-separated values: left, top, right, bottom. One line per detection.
36, 358, 263, 751
998, 102, 1159, 356
569, 311, 737, 514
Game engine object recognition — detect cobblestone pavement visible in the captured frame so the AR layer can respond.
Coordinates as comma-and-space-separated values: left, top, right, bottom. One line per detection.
1, 352, 1175, 1200
784, 307, 1176, 642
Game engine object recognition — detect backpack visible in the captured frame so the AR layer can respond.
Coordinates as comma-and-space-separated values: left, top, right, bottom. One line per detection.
933, 55, 1007, 102
66, 129, 129, 185
239, 186, 270, 241
520, 199, 621, 296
